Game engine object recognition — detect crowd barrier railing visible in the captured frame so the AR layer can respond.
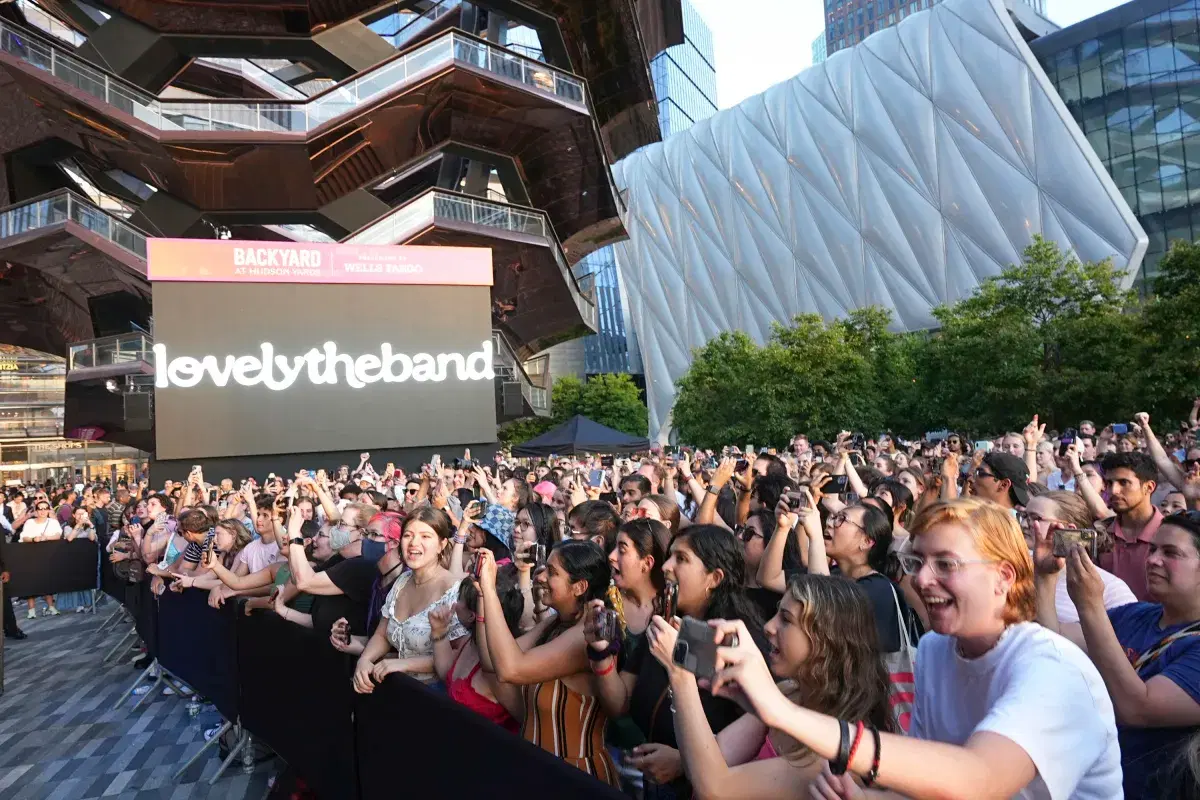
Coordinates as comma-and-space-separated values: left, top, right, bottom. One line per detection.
99, 581, 625, 799
4, 538, 99, 598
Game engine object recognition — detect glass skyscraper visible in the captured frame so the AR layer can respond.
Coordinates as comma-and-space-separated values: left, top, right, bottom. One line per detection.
578, 0, 718, 375
1032, 0, 1200, 289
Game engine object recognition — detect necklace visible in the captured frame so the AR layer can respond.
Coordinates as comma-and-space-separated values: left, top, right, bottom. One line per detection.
956, 625, 1012, 659
412, 568, 441, 587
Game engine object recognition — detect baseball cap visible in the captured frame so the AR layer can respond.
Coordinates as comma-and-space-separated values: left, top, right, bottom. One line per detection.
982, 452, 1030, 507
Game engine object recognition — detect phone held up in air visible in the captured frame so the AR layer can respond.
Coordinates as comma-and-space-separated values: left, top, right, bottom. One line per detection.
518, 542, 547, 568
1111, 423, 1129, 436
672, 616, 739, 681
1053, 527, 1097, 560
825, 474, 849, 494
663, 581, 679, 621
1059, 428, 1078, 458
595, 608, 620, 644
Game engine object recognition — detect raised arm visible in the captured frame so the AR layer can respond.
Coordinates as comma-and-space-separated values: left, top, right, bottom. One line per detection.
1136, 413, 1195, 499
1065, 444, 1113, 521
1023, 416, 1045, 482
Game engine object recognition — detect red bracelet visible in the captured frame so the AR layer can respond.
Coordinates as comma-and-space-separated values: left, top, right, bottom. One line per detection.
476, 615, 485, 623
847, 721, 865, 770
591, 658, 615, 676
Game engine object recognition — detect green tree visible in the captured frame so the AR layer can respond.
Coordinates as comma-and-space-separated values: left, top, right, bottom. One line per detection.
1137, 240, 1200, 421
497, 373, 649, 445
914, 235, 1137, 433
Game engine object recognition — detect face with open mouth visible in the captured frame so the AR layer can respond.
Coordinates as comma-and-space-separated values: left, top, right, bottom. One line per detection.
910, 522, 1010, 640
762, 593, 810, 677
400, 519, 444, 570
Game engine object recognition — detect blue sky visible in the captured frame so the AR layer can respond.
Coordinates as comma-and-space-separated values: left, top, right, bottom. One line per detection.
691, 0, 1128, 108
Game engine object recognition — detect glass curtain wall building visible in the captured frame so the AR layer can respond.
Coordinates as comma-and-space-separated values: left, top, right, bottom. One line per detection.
575, 0, 718, 376
1032, 0, 1200, 288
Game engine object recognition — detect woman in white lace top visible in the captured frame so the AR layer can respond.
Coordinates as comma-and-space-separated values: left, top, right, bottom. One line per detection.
353, 506, 468, 691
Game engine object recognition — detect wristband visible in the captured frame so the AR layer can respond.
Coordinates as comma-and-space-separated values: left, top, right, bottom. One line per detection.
453, 532, 469, 545
846, 721, 865, 771
864, 725, 882, 787
591, 658, 615, 677
431, 631, 448, 643
289, 537, 305, 547
830, 719, 852, 775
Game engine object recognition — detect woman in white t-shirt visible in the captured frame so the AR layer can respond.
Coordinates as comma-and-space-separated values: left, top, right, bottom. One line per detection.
704, 497, 1123, 799
17, 500, 63, 618
1019, 491, 1136, 631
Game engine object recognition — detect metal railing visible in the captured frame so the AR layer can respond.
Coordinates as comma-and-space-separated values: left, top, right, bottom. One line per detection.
67, 332, 153, 370
0, 190, 148, 259
346, 188, 597, 329
492, 330, 547, 412
373, 0, 456, 50
0, 21, 587, 134
15, 0, 85, 47
196, 57, 308, 101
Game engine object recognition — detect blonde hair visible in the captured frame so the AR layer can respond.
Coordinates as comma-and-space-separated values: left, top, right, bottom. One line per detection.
910, 498, 1036, 625
1038, 491, 1095, 529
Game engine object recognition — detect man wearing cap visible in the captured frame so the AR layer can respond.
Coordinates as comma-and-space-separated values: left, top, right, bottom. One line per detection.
970, 452, 1030, 511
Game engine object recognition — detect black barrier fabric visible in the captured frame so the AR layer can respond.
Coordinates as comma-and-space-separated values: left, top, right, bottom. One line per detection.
238, 610, 357, 799
356, 675, 626, 800
4, 539, 98, 598
128, 580, 159, 660
100, 552, 125, 603
157, 588, 239, 721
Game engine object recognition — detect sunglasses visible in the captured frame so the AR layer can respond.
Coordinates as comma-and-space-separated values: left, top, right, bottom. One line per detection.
734, 525, 761, 542
35, 505, 50, 511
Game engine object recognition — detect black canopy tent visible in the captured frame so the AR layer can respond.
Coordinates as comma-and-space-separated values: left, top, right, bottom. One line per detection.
510, 415, 650, 456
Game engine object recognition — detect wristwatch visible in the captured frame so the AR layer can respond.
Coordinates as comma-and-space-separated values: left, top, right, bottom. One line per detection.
289, 537, 305, 547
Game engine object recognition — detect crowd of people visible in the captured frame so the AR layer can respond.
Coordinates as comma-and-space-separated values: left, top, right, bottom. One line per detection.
2, 410, 1199, 799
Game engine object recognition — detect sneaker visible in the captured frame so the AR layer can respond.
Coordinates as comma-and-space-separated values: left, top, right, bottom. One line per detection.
132, 654, 153, 670
204, 725, 224, 742
132, 685, 152, 696
75, 607, 87, 613
46, 607, 60, 617
26, 609, 35, 620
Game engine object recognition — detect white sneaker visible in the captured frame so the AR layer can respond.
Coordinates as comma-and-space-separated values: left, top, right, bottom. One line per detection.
26, 609, 35, 620
46, 607, 60, 617
75, 607, 87, 613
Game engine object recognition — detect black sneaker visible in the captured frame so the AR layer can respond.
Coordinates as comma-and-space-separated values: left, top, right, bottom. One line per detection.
4, 629, 26, 640
133, 654, 153, 670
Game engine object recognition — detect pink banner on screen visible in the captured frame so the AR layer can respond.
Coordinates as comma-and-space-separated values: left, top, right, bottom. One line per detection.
147, 239, 492, 286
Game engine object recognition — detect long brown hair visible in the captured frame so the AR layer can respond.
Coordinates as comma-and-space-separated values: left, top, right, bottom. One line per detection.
772, 574, 892, 760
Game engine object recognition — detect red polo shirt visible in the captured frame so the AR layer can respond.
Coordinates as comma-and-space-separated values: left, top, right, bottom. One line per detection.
1099, 508, 1162, 602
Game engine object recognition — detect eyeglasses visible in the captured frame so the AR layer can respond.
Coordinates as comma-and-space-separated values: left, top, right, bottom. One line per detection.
974, 468, 996, 481
734, 525, 762, 543
828, 511, 862, 531
1014, 510, 1048, 530
896, 553, 996, 578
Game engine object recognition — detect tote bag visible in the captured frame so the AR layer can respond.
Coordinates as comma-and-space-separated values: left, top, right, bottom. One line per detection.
882, 582, 917, 733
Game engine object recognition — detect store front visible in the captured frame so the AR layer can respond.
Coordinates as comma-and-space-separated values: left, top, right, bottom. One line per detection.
0, 439, 148, 488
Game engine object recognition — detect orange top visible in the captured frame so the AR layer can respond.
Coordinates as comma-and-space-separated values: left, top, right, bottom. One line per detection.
522, 677, 619, 787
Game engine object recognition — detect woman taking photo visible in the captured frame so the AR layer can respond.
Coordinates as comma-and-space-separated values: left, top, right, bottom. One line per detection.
476, 540, 619, 786
708, 497, 1122, 799
1036, 509, 1200, 798
586, 524, 764, 798
642, 573, 891, 799
353, 506, 466, 691
429, 565, 525, 732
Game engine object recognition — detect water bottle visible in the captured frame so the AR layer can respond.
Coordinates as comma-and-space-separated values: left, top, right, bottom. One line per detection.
240, 732, 255, 775
186, 698, 201, 718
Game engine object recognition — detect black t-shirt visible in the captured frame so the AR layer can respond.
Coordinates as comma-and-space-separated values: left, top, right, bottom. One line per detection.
310, 555, 380, 639
852, 571, 910, 653
746, 586, 782, 624
626, 630, 743, 791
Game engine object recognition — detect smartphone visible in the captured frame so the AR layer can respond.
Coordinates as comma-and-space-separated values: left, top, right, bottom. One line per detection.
471, 552, 484, 581
595, 608, 619, 643
663, 582, 679, 620
734, 459, 749, 474
204, 534, 216, 563
672, 616, 739, 681
1059, 428, 1078, 458
1053, 527, 1097, 559
849, 433, 866, 451
974, 441, 993, 453
468, 498, 488, 517
784, 491, 808, 510
337, 624, 352, 647
825, 474, 849, 494
518, 542, 547, 567
600, 455, 614, 467
1111, 423, 1129, 436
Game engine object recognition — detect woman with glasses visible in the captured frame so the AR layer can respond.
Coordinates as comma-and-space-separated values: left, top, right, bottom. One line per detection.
759, 498, 911, 654
1019, 491, 1134, 642
17, 500, 63, 618
1037, 509, 1200, 798
586, 525, 764, 798
511, 502, 558, 631
707, 497, 1122, 799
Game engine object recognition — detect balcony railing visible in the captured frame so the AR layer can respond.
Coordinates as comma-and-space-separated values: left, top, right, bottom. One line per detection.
67, 332, 153, 370
492, 330, 548, 413
0, 190, 148, 259
0, 21, 587, 134
347, 188, 598, 329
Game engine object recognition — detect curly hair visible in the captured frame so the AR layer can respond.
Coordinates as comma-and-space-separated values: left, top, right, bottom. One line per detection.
772, 574, 893, 759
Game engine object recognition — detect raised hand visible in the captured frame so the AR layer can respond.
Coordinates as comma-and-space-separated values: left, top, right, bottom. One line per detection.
1023, 415, 1046, 450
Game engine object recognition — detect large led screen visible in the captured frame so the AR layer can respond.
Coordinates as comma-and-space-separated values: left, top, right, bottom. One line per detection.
149, 241, 497, 460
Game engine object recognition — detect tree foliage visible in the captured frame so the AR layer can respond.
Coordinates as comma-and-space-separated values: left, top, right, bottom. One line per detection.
670, 235, 1200, 444
497, 373, 648, 445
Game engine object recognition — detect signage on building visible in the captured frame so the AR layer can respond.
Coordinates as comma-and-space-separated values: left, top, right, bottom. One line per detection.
0, 360, 19, 371
68, 427, 106, 441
